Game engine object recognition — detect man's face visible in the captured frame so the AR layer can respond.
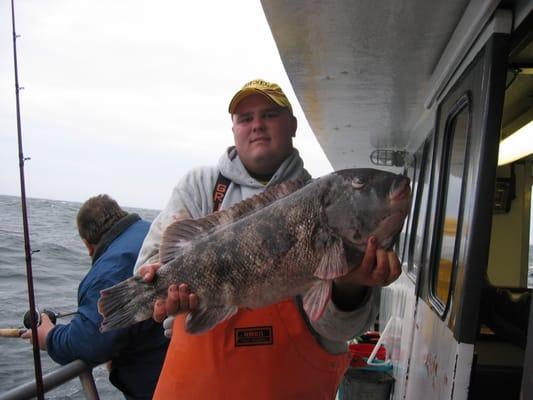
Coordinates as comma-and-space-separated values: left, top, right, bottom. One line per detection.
232, 94, 297, 176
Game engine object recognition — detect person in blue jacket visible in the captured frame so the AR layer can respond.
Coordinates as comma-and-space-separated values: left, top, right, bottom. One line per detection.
22, 194, 168, 400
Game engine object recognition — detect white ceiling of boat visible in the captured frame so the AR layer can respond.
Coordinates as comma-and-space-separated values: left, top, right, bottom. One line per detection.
261, 0, 470, 170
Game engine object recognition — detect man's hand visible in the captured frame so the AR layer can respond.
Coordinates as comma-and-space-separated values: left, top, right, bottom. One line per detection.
332, 236, 401, 310
20, 313, 55, 351
138, 263, 199, 324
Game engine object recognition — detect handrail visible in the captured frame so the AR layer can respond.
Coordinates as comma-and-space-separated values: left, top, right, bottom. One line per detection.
0, 360, 99, 400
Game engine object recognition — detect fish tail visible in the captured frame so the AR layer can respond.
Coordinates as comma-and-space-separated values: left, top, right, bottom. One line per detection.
98, 275, 155, 332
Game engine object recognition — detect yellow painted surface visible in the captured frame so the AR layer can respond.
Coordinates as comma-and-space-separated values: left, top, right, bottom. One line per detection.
437, 259, 453, 303
487, 165, 526, 287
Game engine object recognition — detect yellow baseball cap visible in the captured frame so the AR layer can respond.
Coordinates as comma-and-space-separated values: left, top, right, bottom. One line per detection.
228, 79, 293, 115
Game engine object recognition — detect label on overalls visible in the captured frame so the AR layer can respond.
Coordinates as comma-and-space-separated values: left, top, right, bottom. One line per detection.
234, 326, 273, 347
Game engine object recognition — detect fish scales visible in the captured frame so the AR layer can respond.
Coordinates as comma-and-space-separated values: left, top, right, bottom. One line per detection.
98, 168, 411, 334
164, 184, 325, 308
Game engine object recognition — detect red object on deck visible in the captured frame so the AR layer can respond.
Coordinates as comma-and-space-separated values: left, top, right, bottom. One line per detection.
349, 343, 386, 368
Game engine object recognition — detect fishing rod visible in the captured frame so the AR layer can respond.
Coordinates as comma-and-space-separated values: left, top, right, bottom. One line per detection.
10, 0, 45, 399
0, 308, 78, 338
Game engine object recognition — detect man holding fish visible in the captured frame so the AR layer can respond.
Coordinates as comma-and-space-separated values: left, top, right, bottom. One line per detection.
118, 79, 407, 399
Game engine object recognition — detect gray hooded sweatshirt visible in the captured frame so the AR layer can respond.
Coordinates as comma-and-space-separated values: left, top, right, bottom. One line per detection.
134, 147, 378, 353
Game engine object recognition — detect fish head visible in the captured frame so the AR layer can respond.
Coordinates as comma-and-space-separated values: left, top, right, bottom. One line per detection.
322, 168, 411, 251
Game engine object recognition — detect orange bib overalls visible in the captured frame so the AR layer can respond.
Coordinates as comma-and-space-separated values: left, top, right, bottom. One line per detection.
153, 298, 351, 400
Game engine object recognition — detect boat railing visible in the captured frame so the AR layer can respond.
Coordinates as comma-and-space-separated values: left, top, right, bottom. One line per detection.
0, 359, 99, 400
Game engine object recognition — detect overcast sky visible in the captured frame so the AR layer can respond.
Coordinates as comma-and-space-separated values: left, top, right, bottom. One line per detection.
0, 0, 332, 210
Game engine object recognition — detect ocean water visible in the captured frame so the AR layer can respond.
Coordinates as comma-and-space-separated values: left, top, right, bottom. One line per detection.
0, 195, 160, 399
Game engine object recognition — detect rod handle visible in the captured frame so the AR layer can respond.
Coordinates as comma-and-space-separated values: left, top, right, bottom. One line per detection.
0, 328, 24, 337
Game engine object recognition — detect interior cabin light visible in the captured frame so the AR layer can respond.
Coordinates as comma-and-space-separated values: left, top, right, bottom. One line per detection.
498, 119, 533, 166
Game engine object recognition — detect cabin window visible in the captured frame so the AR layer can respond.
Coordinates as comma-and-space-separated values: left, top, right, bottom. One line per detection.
432, 98, 470, 309
398, 156, 418, 264
408, 137, 432, 278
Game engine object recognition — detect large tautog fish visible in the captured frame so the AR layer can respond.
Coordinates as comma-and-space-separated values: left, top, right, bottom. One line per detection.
98, 168, 410, 334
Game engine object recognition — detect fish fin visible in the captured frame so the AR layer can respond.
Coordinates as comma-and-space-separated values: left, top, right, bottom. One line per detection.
159, 179, 307, 264
185, 305, 238, 335
209, 178, 307, 224
314, 237, 349, 279
159, 218, 217, 264
98, 275, 154, 332
303, 280, 331, 321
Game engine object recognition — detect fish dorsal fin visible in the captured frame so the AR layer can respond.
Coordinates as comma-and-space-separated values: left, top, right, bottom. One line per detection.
215, 179, 307, 223
159, 179, 306, 265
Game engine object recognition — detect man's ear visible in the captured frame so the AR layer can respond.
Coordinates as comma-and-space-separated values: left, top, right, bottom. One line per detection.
231, 115, 237, 136
291, 116, 297, 138
82, 239, 95, 257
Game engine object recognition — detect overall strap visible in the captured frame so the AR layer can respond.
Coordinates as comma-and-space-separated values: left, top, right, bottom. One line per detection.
212, 172, 231, 212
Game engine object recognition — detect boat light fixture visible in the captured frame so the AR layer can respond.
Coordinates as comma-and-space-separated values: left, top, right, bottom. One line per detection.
497, 119, 533, 166
370, 150, 408, 167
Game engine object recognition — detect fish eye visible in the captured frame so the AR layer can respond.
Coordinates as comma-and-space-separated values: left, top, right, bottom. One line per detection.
351, 177, 366, 189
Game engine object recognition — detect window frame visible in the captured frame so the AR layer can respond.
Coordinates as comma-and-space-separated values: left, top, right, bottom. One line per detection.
428, 93, 472, 317
406, 136, 433, 281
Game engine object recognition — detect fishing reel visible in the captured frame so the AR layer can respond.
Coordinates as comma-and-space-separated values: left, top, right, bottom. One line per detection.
22, 308, 72, 328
